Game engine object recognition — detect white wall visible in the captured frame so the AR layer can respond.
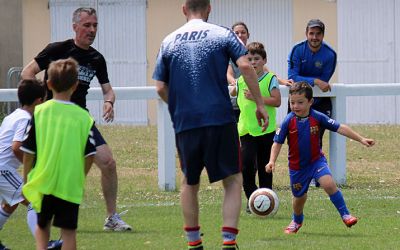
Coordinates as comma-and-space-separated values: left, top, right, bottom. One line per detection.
337, 0, 400, 124
209, 0, 293, 123
49, 0, 147, 124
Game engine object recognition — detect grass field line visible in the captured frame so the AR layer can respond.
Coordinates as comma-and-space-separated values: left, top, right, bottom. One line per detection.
79, 194, 400, 210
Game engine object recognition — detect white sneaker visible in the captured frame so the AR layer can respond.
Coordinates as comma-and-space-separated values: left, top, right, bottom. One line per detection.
103, 212, 132, 231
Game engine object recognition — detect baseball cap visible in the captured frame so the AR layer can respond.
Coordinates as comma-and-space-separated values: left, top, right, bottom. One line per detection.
307, 19, 325, 33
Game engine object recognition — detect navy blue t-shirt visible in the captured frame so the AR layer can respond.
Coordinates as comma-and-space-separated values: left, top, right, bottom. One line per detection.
152, 19, 247, 133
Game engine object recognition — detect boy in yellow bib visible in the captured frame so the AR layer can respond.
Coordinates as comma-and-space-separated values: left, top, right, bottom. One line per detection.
22, 58, 96, 250
230, 42, 281, 212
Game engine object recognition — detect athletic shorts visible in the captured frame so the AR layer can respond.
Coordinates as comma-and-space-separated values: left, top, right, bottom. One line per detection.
0, 170, 24, 206
175, 123, 241, 185
93, 125, 107, 147
289, 156, 332, 197
37, 195, 80, 230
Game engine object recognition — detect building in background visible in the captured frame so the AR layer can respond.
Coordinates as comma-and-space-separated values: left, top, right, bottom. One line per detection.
0, 0, 399, 124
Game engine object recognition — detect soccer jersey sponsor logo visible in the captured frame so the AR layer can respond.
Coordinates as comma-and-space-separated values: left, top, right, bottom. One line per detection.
310, 126, 319, 135
314, 61, 323, 69
293, 183, 302, 191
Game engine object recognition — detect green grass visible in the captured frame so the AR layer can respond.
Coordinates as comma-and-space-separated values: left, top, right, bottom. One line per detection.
2, 125, 399, 249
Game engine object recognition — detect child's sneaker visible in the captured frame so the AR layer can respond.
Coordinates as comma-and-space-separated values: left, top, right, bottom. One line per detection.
284, 220, 302, 234
245, 203, 251, 214
47, 239, 63, 250
103, 212, 132, 231
342, 214, 358, 227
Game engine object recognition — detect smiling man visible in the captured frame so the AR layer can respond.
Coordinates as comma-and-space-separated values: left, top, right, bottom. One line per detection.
287, 19, 337, 145
21, 7, 132, 232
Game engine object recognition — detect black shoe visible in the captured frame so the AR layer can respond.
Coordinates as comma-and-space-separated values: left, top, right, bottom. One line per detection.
245, 203, 251, 214
0, 241, 10, 250
47, 239, 63, 250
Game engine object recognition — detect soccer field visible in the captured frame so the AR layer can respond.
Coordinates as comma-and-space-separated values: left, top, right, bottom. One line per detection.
2, 125, 399, 249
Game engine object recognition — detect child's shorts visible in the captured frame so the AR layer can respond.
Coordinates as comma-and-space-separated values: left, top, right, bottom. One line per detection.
289, 156, 332, 197
38, 195, 80, 230
0, 170, 24, 206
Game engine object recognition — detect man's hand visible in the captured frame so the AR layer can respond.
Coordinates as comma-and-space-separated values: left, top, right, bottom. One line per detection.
314, 79, 331, 92
256, 105, 269, 132
265, 162, 275, 173
103, 101, 114, 123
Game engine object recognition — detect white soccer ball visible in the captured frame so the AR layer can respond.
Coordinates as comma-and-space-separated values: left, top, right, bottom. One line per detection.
248, 188, 279, 218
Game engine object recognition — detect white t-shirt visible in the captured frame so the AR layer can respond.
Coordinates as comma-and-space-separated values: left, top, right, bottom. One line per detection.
0, 108, 31, 171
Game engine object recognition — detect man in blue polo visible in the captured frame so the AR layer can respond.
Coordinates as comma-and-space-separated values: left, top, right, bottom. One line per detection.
152, 1, 268, 249
288, 19, 337, 144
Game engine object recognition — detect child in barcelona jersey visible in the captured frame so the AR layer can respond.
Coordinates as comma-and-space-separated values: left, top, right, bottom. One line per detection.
265, 81, 375, 234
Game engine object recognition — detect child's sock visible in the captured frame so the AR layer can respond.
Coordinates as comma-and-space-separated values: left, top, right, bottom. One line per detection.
26, 204, 37, 237
329, 190, 350, 217
293, 213, 304, 224
0, 206, 11, 230
222, 226, 238, 247
184, 226, 202, 249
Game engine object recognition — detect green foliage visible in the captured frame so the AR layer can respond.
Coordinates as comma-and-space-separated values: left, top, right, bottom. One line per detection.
2, 125, 399, 249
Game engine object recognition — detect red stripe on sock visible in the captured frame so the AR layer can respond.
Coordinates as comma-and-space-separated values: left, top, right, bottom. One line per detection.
188, 239, 202, 246
223, 240, 237, 245
222, 227, 239, 234
184, 226, 200, 232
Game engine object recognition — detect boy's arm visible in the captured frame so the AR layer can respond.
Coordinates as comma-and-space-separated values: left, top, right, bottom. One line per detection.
227, 64, 236, 86
12, 141, 23, 162
23, 153, 36, 183
265, 142, 283, 173
85, 155, 95, 175
337, 124, 375, 147
229, 84, 237, 97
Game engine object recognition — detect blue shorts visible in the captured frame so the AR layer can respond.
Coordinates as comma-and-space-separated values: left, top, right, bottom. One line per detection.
289, 157, 332, 197
175, 123, 241, 185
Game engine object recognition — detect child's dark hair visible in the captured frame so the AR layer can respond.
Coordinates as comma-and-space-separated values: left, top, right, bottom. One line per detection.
48, 58, 78, 93
18, 79, 46, 106
289, 81, 313, 101
246, 42, 267, 60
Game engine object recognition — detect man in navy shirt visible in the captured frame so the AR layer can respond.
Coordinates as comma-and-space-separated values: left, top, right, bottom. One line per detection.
288, 19, 337, 143
153, 1, 268, 249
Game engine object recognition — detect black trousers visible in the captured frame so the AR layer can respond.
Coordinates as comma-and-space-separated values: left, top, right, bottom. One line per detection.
240, 132, 274, 200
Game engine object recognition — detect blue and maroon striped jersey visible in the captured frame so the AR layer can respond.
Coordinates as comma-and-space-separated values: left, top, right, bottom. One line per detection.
274, 109, 340, 170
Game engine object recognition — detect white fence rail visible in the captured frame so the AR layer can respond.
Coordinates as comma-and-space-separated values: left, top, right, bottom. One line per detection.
0, 83, 399, 190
